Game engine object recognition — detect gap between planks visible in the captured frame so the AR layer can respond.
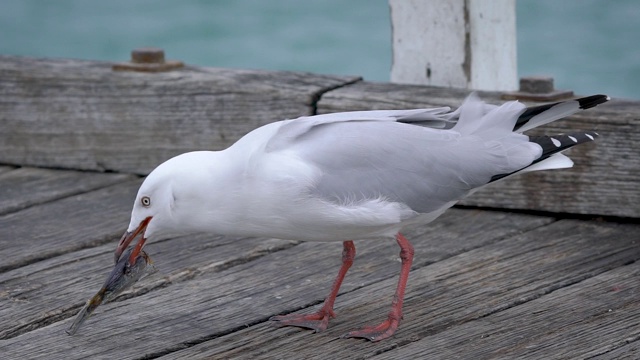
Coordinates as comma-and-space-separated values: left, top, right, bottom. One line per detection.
0, 209, 553, 359
154, 220, 640, 360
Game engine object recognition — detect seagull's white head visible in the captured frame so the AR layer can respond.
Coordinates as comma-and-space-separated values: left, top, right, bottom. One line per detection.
114, 151, 227, 264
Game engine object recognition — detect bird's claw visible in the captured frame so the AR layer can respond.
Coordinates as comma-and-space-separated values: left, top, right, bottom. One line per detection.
270, 308, 335, 333
342, 317, 400, 342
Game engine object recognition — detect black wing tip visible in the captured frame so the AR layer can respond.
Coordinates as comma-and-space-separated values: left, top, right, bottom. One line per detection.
530, 131, 600, 158
513, 94, 608, 132
489, 131, 600, 183
577, 94, 610, 110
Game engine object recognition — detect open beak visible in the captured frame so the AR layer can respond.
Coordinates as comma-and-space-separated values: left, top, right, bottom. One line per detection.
114, 216, 152, 265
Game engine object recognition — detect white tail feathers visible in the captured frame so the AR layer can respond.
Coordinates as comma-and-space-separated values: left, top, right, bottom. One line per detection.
452, 93, 526, 137
518, 153, 574, 174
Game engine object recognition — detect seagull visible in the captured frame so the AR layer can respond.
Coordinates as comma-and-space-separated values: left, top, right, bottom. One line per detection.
115, 93, 609, 341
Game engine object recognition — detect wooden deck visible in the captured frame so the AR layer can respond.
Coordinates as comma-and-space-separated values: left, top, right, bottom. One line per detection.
1, 166, 638, 359
1, 56, 639, 359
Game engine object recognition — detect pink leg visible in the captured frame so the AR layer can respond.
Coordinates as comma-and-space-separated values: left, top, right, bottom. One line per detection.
344, 232, 414, 341
270, 240, 356, 332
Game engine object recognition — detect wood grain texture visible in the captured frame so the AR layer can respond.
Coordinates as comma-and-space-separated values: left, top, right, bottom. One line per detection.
0, 235, 295, 340
0, 179, 142, 272
0, 167, 133, 215
0, 209, 552, 359
2, 56, 639, 359
590, 340, 640, 360
2, 56, 637, 217
158, 220, 640, 360
0, 55, 360, 174
0, 166, 16, 175
317, 81, 640, 218
373, 255, 640, 359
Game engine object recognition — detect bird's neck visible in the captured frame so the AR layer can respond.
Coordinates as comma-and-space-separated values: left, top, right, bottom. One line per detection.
175, 149, 270, 238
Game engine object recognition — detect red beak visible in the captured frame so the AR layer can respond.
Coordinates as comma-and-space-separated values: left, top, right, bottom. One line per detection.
115, 216, 152, 265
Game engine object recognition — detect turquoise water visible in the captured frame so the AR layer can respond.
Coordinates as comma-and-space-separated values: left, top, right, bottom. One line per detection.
1, 0, 638, 99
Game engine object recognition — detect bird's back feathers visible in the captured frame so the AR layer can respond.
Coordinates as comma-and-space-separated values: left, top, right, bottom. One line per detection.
261, 93, 608, 212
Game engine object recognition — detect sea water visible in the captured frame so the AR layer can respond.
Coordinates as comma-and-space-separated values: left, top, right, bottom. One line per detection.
1, 0, 637, 99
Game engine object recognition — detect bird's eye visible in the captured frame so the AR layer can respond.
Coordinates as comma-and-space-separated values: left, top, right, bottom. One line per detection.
141, 196, 151, 207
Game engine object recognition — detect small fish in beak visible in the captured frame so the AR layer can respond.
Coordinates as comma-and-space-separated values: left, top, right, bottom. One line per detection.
114, 216, 152, 265
66, 247, 156, 335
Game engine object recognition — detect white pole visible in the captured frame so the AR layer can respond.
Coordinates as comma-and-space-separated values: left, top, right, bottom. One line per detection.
389, 0, 518, 91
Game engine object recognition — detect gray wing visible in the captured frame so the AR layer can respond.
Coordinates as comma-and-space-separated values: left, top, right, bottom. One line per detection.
265, 107, 458, 153
276, 120, 517, 214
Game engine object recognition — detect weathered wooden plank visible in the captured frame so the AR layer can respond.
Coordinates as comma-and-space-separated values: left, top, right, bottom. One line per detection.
590, 339, 640, 360
0, 209, 552, 359
372, 256, 640, 359
317, 81, 640, 218
0, 55, 360, 174
0, 234, 295, 339
3, 55, 636, 217
0, 166, 16, 175
0, 167, 133, 215
0, 179, 142, 272
318, 80, 469, 111
156, 220, 640, 359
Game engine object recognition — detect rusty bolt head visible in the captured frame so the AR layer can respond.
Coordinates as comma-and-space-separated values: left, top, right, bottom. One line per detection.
502, 75, 573, 101
113, 47, 183, 72
131, 48, 166, 64
519, 76, 555, 94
